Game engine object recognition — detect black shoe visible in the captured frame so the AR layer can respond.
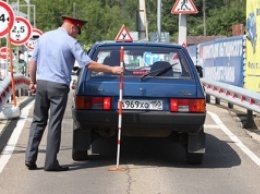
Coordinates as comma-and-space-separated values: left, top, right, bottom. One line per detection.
44, 165, 69, 172
25, 161, 37, 170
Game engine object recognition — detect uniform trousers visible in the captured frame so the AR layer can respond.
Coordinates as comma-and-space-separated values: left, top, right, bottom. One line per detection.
25, 80, 69, 169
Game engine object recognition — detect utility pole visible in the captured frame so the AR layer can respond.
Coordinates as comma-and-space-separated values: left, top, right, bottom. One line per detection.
157, 0, 161, 42
203, 0, 206, 36
26, 0, 30, 25
73, 3, 76, 17
138, 0, 148, 40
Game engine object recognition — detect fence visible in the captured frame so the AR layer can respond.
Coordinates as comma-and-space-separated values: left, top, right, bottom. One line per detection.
201, 78, 260, 128
0, 74, 30, 119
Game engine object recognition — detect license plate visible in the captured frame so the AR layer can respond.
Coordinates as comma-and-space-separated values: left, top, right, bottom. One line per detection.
122, 99, 163, 110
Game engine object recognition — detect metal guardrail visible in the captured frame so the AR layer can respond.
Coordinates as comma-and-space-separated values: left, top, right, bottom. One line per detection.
201, 78, 260, 128
0, 74, 30, 112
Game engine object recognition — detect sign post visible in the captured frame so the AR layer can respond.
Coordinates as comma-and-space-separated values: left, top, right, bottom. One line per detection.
7, 23, 17, 107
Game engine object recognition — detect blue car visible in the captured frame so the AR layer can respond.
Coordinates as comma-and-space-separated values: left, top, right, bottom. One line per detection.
72, 41, 206, 164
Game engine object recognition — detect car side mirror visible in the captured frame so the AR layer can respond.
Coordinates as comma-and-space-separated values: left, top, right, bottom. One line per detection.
73, 66, 79, 72
195, 65, 203, 78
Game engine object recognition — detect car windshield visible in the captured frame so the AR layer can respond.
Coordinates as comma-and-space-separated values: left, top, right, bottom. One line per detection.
91, 46, 193, 80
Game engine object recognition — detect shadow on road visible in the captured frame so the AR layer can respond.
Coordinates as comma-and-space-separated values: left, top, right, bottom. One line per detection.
67, 133, 241, 170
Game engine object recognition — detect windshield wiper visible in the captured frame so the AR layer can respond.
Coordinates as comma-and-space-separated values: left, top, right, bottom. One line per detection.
140, 62, 178, 81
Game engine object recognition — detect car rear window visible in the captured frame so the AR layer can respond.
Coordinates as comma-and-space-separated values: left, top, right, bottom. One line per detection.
91, 46, 193, 80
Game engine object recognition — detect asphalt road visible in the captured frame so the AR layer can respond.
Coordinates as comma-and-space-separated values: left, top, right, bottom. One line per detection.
0, 92, 260, 194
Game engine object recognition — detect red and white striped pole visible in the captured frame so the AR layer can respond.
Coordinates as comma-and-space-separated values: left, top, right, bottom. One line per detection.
109, 47, 125, 171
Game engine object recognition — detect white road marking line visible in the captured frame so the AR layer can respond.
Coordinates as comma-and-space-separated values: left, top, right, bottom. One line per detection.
204, 124, 219, 129
0, 101, 34, 174
208, 111, 260, 167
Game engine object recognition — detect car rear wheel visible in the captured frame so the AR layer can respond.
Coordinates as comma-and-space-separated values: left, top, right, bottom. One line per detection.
185, 127, 206, 165
185, 152, 204, 165
72, 123, 95, 161
72, 150, 88, 161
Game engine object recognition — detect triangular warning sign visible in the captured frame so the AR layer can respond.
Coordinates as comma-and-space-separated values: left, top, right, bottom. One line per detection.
171, 0, 198, 14
115, 25, 133, 42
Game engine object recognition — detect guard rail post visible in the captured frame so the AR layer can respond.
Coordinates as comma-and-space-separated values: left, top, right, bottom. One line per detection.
215, 98, 220, 105
228, 102, 233, 109
243, 110, 254, 128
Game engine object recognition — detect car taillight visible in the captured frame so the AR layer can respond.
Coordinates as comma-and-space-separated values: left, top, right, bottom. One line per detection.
170, 99, 205, 112
74, 96, 111, 110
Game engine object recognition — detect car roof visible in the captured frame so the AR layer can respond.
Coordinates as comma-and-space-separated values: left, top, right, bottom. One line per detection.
93, 40, 184, 49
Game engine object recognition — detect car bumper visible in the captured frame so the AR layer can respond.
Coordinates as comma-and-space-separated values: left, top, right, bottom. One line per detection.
72, 109, 206, 133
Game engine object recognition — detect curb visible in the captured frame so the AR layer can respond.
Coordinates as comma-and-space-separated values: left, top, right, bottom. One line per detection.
0, 107, 21, 120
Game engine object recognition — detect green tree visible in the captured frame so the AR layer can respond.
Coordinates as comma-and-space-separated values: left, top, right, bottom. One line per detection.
6, 0, 247, 45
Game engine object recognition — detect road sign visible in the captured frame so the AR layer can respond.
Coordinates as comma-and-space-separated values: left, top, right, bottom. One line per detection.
0, 47, 13, 60
115, 25, 133, 42
24, 28, 43, 50
0, 1, 15, 38
10, 16, 32, 46
171, 0, 198, 14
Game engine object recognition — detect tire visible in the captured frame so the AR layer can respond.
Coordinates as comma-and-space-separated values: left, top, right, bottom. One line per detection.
72, 150, 88, 161
185, 152, 204, 165
72, 147, 99, 161
72, 123, 92, 161
185, 127, 206, 165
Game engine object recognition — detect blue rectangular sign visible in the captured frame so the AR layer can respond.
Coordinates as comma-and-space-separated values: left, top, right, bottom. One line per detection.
198, 36, 244, 87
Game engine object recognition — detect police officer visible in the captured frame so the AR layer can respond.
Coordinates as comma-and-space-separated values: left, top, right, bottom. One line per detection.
25, 15, 123, 171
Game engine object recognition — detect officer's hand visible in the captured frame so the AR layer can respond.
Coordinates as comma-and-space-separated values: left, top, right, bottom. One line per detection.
111, 66, 124, 74
29, 83, 36, 94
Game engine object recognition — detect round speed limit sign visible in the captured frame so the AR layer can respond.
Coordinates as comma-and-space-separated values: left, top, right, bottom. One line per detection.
0, 1, 15, 38
24, 28, 43, 51
10, 16, 32, 46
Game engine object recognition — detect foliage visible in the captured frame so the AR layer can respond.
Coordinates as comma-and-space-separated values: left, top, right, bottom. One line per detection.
6, 0, 246, 45
206, 0, 246, 36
